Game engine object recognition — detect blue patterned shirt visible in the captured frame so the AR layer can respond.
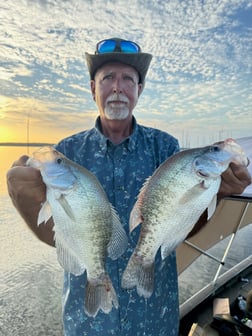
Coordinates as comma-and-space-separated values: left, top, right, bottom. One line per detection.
56, 116, 180, 336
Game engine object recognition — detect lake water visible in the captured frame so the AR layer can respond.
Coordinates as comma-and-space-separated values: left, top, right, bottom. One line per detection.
0, 147, 63, 336
0, 146, 251, 335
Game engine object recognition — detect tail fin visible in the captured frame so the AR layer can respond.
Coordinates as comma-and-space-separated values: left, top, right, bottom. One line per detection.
121, 254, 154, 299
84, 273, 118, 317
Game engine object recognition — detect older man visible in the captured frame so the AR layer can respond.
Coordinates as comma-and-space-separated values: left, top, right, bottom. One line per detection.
7, 38, 250, 336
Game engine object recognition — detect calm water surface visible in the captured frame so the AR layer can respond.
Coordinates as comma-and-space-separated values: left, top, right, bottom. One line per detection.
0, 147, 63, 336
0, 146, 251, 335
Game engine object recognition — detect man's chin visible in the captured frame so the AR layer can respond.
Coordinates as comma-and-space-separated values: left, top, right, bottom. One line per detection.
105, 110, 129, 120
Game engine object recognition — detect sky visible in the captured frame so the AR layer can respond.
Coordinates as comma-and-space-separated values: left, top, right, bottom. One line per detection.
0, 0, 251, 147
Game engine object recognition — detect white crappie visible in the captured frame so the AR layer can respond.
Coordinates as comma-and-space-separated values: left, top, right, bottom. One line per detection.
121, 138, 248, 298
27, 146, 128, 317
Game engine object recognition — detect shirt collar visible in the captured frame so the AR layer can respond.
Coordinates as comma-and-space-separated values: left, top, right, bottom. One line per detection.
94, 116, 138, 153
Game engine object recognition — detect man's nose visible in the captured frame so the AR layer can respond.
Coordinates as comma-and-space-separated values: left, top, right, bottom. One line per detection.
112, 79, 123, 93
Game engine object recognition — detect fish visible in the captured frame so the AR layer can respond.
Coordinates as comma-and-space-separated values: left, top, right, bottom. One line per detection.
27, 146, 128, 317
121, 138, 249, 298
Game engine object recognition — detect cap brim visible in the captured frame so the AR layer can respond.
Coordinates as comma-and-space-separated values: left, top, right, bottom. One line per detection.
85, 52, 152, 84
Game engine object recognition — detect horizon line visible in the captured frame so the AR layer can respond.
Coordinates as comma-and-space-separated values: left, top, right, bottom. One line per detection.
0, 142, 55, 147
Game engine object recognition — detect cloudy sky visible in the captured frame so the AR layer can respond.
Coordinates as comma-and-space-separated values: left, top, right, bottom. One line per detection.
1, 0, 251, 147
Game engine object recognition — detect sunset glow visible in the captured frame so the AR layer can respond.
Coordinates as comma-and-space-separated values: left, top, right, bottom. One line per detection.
0, 125, 16, 143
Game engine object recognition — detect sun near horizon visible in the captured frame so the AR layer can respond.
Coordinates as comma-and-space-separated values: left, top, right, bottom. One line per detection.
0, 125, 19, 143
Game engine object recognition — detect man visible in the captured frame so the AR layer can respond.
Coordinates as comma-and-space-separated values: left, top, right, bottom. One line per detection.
7, 38, 251, 335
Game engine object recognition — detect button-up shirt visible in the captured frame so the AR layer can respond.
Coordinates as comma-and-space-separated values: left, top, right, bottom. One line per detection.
56, 116, 180, 336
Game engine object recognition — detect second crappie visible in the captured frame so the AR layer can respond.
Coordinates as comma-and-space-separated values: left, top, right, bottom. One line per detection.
27, 146, 128, 317
121, 139, 248, 298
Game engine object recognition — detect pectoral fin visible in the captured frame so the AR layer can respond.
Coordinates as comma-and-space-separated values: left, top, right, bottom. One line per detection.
179, 183, 204, 205
57, 195, 76, 221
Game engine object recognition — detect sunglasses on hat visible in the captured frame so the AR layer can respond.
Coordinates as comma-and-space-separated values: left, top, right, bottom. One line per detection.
95, 39, 141, 54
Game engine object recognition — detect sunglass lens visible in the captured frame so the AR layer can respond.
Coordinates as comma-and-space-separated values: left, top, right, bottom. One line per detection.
97, 40, 116, 53
120, 41, 140, 53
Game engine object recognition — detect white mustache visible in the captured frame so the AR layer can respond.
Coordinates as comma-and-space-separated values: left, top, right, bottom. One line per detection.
106, 94, 129, 104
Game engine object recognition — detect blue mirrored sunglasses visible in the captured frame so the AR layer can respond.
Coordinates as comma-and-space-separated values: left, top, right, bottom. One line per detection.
96, 39, 141, 54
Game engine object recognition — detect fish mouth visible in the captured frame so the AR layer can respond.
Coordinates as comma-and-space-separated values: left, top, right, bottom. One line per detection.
26, 156, 43, 169
217, 139, 249, 166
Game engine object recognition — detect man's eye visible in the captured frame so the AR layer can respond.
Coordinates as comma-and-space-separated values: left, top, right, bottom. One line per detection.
103, 74, 113, 80
124, 76, 133, 81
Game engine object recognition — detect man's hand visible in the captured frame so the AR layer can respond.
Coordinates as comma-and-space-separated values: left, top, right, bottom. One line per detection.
6, 156, 55, 246
7, 155, 46, 207
218, 162, 251, 199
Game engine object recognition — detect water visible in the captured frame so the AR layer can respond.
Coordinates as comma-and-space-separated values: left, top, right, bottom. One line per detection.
179, 227, 252, 304
0, 147, 63, 336
0, 146, 251, 335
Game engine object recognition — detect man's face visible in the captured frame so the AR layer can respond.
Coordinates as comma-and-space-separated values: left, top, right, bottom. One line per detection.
91, 62, 142, 120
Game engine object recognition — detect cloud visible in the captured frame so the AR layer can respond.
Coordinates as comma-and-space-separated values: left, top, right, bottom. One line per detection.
0, 0, 251, 145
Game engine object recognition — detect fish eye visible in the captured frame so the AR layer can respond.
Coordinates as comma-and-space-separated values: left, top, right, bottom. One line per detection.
194, 158, 200, 167
212, 146, 220, 152
56, 158, 62, 164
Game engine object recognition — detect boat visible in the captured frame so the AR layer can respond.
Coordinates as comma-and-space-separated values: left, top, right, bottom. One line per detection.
177, 195, 252, 335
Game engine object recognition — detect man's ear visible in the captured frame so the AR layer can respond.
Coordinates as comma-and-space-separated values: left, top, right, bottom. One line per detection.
90, 80, 95, 101
138, 83, 143, 97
